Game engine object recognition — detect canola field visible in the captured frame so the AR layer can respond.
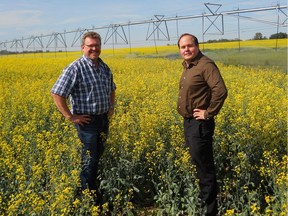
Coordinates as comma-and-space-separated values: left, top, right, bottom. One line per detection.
0, 41, 287, 215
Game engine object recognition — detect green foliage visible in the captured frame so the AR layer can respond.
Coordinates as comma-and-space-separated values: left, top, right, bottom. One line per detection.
203, 47, 287, 73
0, 55, 287, 215
269, 32, 288, 39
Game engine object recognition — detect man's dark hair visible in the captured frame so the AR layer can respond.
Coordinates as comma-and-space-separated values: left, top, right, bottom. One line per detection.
177, 33, 199, 48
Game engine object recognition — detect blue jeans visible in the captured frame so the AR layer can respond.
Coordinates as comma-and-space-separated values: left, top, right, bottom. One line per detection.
74, 113, 109, 191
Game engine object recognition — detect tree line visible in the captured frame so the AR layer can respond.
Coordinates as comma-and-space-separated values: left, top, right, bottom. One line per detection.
206, 32, 287, 43
1, 32, 287, 54
253, 32, 287, 40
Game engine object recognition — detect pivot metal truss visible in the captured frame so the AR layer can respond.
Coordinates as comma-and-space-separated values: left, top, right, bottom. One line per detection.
26, 36, 44, 49
46, 32, 67, 49
146, 15, 170, 40
104, 24, 128, 44
10, 39, 24, 49
0, 4, 287, 52
203, 3, 224, 35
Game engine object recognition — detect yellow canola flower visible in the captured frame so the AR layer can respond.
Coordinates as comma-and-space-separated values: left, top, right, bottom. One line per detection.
250, 203, 260, 214
224, 209, 235, 216
0, 43, 286, 215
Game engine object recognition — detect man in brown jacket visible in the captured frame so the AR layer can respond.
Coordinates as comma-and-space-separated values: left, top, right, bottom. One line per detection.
177, 33, 227, 216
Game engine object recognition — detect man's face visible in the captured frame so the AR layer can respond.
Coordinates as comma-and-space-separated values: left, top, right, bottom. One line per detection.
178, 35, 199, 63
81, 37, 101, 61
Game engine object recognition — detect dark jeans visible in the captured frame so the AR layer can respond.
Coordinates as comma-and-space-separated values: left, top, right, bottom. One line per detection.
75, 113, 109, 191
184, 117, 218, 216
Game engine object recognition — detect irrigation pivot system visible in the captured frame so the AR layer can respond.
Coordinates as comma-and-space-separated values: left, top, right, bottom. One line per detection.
0, 3, 287, 53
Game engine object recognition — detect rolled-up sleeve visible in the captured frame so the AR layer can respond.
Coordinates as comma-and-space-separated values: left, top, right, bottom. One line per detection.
51, 67, 77, 98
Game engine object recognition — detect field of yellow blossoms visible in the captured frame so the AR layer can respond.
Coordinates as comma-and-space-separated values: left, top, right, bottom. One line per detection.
0, 40, 287, 215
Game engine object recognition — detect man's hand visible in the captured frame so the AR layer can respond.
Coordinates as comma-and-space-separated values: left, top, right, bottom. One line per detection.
108, 108, 115, 117
193, 108, 208, 120
68, 114, 91, 126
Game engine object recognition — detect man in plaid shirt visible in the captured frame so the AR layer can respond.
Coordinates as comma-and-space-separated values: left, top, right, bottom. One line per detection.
51, 32, 116, 199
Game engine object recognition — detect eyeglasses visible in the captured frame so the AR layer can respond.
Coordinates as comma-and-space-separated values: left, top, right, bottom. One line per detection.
84, 44, 101, 49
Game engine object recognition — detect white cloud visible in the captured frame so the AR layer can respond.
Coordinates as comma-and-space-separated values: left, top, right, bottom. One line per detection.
0, 10, 42, 28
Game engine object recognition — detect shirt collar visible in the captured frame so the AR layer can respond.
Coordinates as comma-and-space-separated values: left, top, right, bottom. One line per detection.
82, 55, 103, 67
182, 51, 203, 69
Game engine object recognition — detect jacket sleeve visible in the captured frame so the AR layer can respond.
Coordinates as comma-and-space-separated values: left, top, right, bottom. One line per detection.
203, 62, 228, 118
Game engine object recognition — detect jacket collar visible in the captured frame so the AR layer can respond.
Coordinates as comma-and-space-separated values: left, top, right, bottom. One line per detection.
182, 51, 203, 69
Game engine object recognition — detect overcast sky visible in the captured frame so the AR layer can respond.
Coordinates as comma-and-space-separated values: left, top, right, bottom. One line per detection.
0, 0, 286, 50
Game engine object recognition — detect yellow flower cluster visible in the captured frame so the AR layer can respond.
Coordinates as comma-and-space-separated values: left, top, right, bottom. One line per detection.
0, 40, 286, 215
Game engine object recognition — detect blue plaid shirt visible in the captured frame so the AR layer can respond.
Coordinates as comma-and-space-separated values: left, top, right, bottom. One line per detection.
51, 55, 116, 115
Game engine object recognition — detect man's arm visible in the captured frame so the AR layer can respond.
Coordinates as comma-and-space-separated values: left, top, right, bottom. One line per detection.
108, 91, 116, 116
193, 62, 227, 120
51, 93, 73, 119
51, 93, 90, 125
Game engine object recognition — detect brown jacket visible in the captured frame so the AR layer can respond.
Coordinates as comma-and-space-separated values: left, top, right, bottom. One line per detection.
177, 52, 227, 119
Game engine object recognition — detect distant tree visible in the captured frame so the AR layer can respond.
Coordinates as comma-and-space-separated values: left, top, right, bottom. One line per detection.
206, 38, 241, 43
253, 32, 264, 40
269, 32, 287, 39
0, 50, 9, 55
